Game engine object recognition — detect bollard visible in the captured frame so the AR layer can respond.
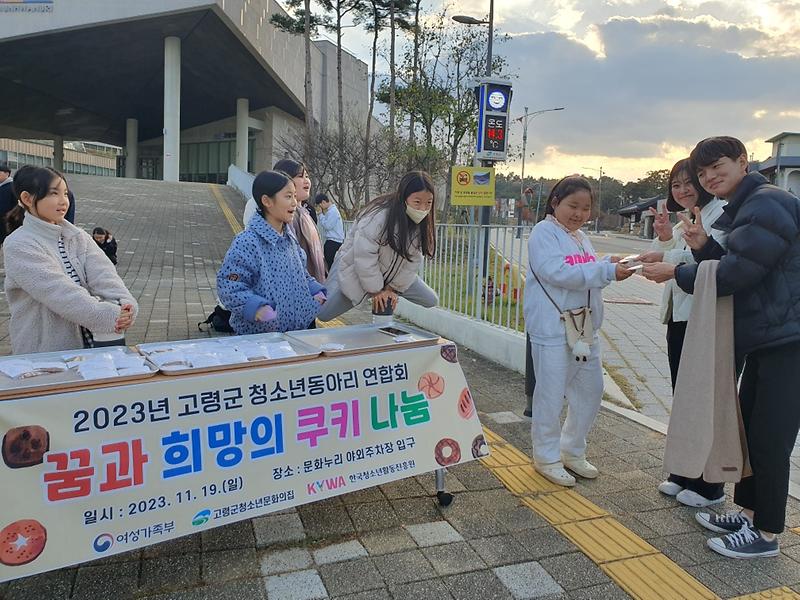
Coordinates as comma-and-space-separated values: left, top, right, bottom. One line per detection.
524, 333, 535, 418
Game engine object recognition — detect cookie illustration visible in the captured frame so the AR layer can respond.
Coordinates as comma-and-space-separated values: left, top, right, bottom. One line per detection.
440, 344, 458, 363
471, 434, 489, 458
2, 425, 50, 469
434, 438, 461, 467
0, 519, 47, 566
457, 388, 475, 419
417, 371, 445, 399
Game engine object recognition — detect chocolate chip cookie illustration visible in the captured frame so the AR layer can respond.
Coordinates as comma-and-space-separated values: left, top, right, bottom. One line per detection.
0, 519, 47, 566
2, 425, 50, 469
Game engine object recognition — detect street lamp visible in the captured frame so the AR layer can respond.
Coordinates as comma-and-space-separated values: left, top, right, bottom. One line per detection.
452, 1, 495, 279
515, 106, 565, 236
581, 165, 604, 233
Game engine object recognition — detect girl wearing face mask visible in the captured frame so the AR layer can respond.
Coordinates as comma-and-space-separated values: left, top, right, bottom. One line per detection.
524, 175, 633, 487
317, 171, 438, 321
637, 158, 728, 507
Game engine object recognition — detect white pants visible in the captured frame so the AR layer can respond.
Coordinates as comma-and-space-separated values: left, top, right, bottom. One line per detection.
530, 340, 604, 465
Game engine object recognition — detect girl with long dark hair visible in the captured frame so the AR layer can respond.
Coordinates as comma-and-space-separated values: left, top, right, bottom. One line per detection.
317, 171, 438, 320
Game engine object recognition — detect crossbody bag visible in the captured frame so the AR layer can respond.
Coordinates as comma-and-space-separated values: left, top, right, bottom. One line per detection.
530, 270, 594, 361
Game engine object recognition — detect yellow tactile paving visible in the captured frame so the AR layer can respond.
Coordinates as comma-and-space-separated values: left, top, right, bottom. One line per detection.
479, 425, 722, 600
602, 554, 719, 600
480, 442, 531, 468
492, 464, 563, 495
210, 184, 243, 234
731, 587, 800, 600
556, 517, 658, 563
520, 490, 608, 525
481, 426, 505, 444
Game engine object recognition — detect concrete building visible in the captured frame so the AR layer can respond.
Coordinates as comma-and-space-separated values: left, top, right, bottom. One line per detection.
0, 139, 117, 176
0, 0, 369, 182
752, 132, 800, 194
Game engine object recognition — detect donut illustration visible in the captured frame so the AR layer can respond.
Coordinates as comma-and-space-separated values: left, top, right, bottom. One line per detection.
434, 438, 461, 466
0, 519, 47, 566
471, 434, 489, 458
417, 371, 445, 399
2, 426, 50, 469
440, 344, 458, 364
458, 388, 475, 419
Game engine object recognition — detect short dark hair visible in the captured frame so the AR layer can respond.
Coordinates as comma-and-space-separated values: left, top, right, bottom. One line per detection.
545, 175, 594, 216
314, 193, 329, 205
252, 170, 293, 216
666, 158, 714, 212
92, 227, 108, 236
689, 136, 748, 171
0, 162, 11, 174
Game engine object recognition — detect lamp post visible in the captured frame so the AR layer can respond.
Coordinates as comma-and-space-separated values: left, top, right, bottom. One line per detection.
515, 106, 564, 237
582, 165, 604, 233
453, 1, 494, 280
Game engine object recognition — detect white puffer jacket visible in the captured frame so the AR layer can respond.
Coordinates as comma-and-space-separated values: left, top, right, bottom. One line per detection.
3, 214, 138, 354
333, 206, 423, 304
651, 198, 727, 324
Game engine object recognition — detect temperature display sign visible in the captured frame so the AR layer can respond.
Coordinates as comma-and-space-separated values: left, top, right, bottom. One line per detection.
482, 115, 507, 152
475, 78, 512, 161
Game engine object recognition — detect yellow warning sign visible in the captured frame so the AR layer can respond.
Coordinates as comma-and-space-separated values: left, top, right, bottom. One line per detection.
450, 166, 496, 206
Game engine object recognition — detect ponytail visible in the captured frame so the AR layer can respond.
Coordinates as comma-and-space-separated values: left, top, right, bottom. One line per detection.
5, 165, 67, 235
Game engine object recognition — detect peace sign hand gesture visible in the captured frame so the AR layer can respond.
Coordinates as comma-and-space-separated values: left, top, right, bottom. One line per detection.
678, 206, 708, 250
648, 203, 673, 241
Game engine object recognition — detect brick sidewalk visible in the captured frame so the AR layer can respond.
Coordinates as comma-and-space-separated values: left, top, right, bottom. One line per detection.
1, 176, 799, 599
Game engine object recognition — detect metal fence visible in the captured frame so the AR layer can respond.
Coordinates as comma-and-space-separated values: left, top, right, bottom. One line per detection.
420, 224, 531, 332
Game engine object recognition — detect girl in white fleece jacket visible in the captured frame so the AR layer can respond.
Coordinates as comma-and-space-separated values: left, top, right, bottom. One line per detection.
524, 176, 633, 487
3, 166, 137, 354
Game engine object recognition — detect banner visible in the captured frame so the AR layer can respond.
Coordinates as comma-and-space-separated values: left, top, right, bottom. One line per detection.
450, 166, 496, 206
0, 343, 487, 582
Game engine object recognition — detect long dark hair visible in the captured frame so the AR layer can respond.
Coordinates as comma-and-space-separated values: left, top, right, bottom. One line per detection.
666, 158, 714, 212
360, 171, 436, 260
5, 165, 67, 234
545, 175, 594, 216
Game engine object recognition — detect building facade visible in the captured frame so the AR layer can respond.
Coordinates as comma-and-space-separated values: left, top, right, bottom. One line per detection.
0, 1, 369, 182
752, 132, 800, 195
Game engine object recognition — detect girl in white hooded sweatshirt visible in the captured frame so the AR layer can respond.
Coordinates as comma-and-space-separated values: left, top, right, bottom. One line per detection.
524, 176, 633, 487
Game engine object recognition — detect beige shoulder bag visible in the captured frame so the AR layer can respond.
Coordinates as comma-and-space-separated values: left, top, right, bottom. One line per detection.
530, 270, 594, 361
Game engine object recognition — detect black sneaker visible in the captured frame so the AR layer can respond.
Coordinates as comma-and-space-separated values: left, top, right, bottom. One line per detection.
695, 510, 752, 533
707, 525, 780, 559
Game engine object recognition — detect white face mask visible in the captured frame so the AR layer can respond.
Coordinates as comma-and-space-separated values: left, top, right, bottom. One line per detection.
405, 205, 430, 224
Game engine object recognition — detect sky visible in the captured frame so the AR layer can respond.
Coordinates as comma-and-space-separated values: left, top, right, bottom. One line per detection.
323, 0, 800, 183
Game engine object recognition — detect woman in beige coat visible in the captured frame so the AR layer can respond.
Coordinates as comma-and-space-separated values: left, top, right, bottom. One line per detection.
3, 166, 137, 354
317, 171, 438, 321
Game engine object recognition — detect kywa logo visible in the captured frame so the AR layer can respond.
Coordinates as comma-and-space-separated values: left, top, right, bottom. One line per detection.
307, 476, 346, 495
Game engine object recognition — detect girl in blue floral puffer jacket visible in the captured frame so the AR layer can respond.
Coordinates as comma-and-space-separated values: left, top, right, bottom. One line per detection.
217, 171, 326, 334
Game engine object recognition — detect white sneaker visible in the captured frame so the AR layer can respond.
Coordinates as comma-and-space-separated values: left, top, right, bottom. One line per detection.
535, 462, 576, 487
657, 480, 684, 496
561, 455, 599, 479
676, 489, 725, 508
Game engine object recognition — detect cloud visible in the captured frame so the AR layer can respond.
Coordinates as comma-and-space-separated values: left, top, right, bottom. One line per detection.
490, 7, 800, 179
334, 0, 800, 180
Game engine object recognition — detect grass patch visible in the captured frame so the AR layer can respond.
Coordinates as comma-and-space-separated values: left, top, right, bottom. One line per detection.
604, 363, 642, 409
